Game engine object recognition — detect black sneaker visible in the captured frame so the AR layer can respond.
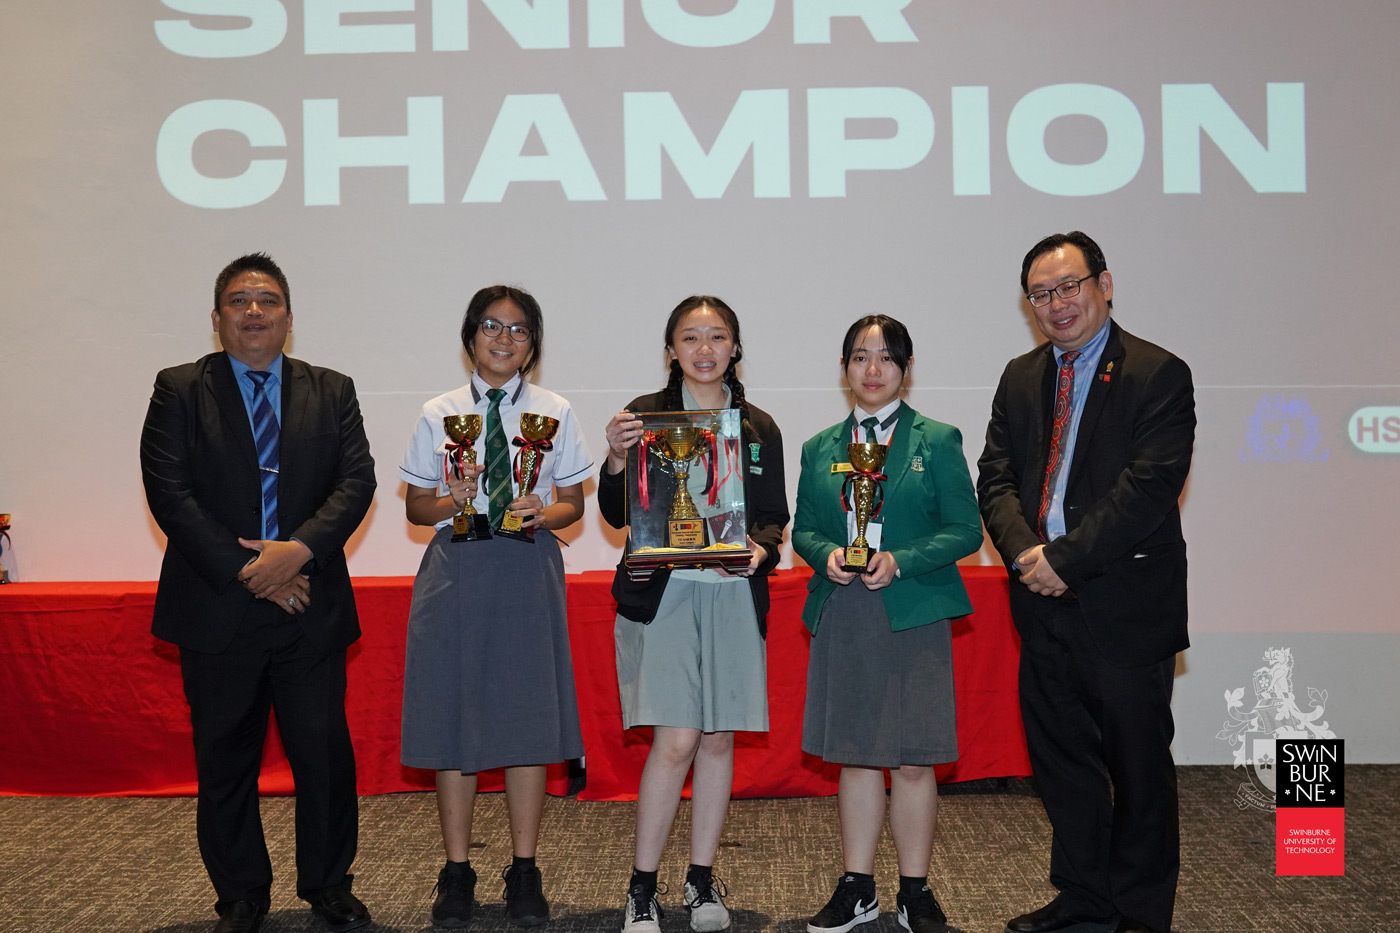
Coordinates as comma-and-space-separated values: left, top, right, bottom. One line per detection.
808, 874, 879, 933
896, 884, 949, 933
502, 862, 550, 927
432, 861, 477, 928
622, 880, 666, 933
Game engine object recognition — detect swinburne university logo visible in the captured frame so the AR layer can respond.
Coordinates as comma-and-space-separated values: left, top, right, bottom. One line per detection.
1217, 647, 1336, 811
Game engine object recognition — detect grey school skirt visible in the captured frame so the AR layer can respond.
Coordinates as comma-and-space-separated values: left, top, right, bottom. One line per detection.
614, 574, 769, 733
400, 525, 584, 772
802, 581, 957, 768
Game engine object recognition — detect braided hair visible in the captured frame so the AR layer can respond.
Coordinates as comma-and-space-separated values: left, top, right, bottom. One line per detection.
661, 295, 754, 437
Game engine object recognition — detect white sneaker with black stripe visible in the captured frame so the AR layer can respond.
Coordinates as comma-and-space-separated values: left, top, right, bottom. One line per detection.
622, 881, 664, 933
807, 873, 879, 933
683, 874, 731, 932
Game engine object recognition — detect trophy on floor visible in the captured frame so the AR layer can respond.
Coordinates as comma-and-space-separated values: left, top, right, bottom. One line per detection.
443, 414, 492, 542
841, 441, 888, 573
623, 410, 752, 580
496, 413, 560, 543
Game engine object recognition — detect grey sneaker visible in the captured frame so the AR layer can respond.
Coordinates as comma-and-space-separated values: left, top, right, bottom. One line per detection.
683, 874, 731, 932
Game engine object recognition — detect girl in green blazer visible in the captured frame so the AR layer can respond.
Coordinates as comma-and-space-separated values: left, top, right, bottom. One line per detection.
792, 315, 983, 933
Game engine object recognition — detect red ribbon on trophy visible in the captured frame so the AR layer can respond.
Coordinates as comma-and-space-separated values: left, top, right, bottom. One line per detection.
638, 431, 653, 513
698, 429, 720, 507
840, 467, 888, 517
512, 434, 555, 488
443, 438, 474, 486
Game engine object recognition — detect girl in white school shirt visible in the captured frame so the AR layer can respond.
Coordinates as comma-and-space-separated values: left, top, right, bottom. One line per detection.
398, 285, 592, 929
599, 296, 789, 933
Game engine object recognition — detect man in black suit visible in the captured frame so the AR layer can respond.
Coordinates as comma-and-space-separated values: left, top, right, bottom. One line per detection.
977, 232, 1195, 933
141, 253, 376, 933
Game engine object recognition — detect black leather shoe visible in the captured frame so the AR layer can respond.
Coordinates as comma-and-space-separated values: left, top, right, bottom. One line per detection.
213, 900, 266, 933
308, 878, 372, 932
1112, 919, 1162, 933
1006, 897, 1111, 933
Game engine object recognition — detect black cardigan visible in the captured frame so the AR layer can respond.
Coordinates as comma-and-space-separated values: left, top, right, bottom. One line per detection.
598, 391, 789, 633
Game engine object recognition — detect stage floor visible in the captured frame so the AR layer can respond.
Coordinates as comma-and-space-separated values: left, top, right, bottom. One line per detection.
0, 766, 1389, 933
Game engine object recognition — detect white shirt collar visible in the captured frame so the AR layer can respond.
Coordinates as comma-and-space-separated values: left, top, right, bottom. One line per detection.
853, 398, 901, 426
470, 369, 524, 404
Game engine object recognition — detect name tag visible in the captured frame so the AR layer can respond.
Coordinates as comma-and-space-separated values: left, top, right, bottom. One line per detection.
831, 462, 854, 474
748, 465, 763, 475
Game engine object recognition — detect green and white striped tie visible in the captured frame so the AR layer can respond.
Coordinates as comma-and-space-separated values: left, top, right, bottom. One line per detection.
484, 388, 513, 524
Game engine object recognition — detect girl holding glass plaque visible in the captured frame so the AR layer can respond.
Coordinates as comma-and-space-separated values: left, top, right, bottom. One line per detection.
398, 285, 592, 929
792, 315, 982, 933
599, 296, 789, 933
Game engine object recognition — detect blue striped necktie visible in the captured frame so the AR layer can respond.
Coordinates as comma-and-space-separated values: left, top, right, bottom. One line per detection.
245, 370, 280, 540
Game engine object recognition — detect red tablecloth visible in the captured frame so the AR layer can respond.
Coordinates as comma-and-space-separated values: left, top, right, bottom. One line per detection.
0, 568, 1028, 798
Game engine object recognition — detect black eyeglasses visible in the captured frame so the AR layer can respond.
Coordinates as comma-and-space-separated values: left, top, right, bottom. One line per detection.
480, 318, 531, 342
1027, 274, 1097, 308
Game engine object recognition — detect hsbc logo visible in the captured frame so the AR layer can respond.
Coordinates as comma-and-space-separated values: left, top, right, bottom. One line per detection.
1349, 407, 1400, 453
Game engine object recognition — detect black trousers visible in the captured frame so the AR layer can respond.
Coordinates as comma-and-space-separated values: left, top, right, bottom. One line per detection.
1017, 597, 1179, 933
180, 600, 358, 912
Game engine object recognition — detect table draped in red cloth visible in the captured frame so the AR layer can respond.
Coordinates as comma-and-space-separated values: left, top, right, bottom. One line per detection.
0, 568, 1027, 798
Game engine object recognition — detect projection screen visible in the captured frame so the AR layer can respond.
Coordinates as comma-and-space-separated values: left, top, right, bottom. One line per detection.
1, 1, 1396, 763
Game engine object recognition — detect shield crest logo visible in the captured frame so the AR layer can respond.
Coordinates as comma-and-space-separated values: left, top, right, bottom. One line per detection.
1248, 733, 1277, 794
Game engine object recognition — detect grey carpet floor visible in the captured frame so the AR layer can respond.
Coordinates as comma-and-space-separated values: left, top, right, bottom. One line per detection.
0, 766, 1392, 932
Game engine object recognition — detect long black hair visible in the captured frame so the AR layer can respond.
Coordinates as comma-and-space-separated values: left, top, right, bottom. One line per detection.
661, 295, 752, 435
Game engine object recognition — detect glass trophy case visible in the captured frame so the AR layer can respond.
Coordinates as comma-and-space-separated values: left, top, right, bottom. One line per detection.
623, 409, 753, 581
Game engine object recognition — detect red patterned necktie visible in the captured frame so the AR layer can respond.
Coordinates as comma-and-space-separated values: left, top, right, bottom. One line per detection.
1037, 350, 1080, 542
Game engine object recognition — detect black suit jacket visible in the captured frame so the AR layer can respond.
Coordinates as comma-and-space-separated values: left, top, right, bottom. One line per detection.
141, 352, 376, 654
598, 391, 789, 631
977, 321, 1195, 666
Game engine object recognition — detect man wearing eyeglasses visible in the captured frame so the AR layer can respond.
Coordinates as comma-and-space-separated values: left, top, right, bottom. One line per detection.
141, 253, 376, 933
977, 232, 1195, 933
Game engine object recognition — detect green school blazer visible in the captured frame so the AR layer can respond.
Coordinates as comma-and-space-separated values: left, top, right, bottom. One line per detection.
792, 402, 983, 633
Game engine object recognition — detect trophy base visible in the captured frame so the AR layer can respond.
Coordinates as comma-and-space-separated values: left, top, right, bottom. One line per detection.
451, 512, 493, 542
495, 512, 536, 544
625, 543, 753, 581
842, 545, 873, 574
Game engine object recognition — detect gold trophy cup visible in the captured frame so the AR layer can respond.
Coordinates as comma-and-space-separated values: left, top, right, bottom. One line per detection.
842, 442, 888, 573
649, 425, 709, 548
443, 414, 492, 542
497, 413, 560, 542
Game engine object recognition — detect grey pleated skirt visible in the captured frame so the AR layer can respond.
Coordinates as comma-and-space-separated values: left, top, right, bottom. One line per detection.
802, 581, 957, 768
401, 525, 584, 772
615, 575, 768, 733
